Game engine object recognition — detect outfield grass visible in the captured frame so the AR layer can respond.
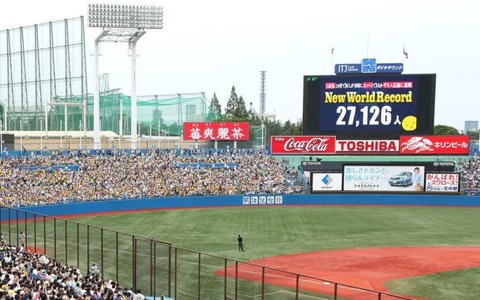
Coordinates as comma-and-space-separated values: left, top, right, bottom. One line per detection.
63, 205, 480, 299
7, 205, 480, 299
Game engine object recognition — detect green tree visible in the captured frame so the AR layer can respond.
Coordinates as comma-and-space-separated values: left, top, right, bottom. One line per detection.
207, 93, 222, 121
214, 85, 305, 146
263, 119, 284, 143
168, 122, 182, 136
467, 130, 479, 141
224, 86, 238, 119
236, 96, 248, 119
247, 102, 259, 123
434, 125, 461, 135
224, 86, 248, 120
282, 120, 302, 136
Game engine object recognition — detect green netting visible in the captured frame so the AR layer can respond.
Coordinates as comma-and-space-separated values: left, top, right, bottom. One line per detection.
47, 91, 210, 136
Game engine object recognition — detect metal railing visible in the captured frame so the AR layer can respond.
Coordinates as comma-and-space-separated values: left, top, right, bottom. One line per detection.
0, 207, 413, 300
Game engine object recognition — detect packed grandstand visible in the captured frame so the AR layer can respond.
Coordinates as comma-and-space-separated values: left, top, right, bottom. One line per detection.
458, 157, 480, 195
0, 148, 305, 208
0, 235, 151, 300
0, 148, 479, 299
0, 148, 479, 209
0, 148, 306, 299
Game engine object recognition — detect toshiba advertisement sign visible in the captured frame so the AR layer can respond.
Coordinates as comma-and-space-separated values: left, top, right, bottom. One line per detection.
336, 140, 399, 154
399, 135, 470, 155
270, 136, 336, 155
271, 136, 398, 155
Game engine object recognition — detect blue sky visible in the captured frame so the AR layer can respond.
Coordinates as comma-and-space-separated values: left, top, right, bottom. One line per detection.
1, 0, 479, 131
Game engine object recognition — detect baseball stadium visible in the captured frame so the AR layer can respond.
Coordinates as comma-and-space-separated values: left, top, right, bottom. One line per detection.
1, 4, 480, 300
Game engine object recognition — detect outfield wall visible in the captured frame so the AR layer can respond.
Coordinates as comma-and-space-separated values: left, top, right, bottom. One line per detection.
3, 194, 480, 220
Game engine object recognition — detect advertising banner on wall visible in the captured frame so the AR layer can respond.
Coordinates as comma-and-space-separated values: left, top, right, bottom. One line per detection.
399, 135, 470, 155
183, 122, 249, 141
336, 139, 399, 154
343, 165, 426, 192
425, 173, 460, 193
271, 136, 336, 155
242, 195, 283, 205
311, 173, 343, 192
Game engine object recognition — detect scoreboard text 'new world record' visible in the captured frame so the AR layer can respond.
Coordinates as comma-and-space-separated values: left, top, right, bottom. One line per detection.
302, 74, 436, 138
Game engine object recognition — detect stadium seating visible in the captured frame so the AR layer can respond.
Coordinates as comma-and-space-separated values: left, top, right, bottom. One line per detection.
0, 148, 305, 207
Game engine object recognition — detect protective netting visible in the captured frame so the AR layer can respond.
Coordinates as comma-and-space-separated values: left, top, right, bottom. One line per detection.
49, 91, 209, 136
0, 16, 212, 136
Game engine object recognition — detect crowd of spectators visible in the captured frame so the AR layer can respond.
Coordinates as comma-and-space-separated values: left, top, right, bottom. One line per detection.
457, 157, 480, 195
0, 147, 303, 298
0, 148, 305, 207
0, 236, 150, 299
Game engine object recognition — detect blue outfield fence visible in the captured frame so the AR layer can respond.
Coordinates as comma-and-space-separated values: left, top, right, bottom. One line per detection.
3, 193, 480, 220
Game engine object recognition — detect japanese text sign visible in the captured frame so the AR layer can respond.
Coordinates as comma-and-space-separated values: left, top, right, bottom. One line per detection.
183, 122, 249, 141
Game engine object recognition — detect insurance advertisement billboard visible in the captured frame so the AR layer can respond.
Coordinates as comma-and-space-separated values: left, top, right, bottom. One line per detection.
425, 173, 460, 193
343, 165, 426, 192
303, 74, 436, 138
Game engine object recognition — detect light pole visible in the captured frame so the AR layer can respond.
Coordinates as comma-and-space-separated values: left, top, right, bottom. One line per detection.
149, 124, 152, 148
119, 100, 123, 149
157, 123, 160, 149
165, 129, 169, 149
261, 122, 266, 149
0, 121, 3, 156
88, 4, 164, 150
40, 122, 43, 153
1, 99, 7, 132
93, 36, 101, 150
20, 122, 23, 152
79, 123, 83, 150
60, 122, 63, 150
137, 121, 141, 148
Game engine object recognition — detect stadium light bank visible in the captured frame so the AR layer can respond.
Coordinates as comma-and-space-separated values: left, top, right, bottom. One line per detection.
88, 4, 164, 150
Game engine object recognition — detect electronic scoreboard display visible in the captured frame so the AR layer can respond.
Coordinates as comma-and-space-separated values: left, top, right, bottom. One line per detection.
302, 74, 436, 138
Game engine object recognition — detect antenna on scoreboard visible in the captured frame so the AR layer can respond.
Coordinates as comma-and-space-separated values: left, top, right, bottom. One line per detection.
403, 45, 409, 72
331, 46, 335, 74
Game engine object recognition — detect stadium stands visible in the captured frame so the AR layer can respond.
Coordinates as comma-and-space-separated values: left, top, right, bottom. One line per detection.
0, 237, 147, 299
457, 157, 480, 195
0, 148, 306, 298
0, 148, 305, 207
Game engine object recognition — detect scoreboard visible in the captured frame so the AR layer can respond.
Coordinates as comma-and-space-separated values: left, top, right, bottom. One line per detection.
302, 74, 436, 138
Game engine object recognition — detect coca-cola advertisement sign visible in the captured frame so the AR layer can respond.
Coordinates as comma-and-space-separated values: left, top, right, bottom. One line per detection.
271, 136, 336, 155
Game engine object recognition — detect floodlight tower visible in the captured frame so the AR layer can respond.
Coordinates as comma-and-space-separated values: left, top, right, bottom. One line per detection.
88, 4, 163, 149
259, 71, 266, 117
259, 71, 266, 148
